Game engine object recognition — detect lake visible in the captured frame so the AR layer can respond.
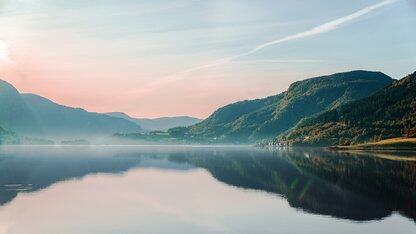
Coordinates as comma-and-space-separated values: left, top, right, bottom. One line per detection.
0, 145, 414, 234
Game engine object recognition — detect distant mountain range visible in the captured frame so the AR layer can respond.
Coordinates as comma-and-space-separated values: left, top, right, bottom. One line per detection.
283, 71, 416, 146
2, 69, 414, 147
0, 79, 141, 139
106, 112, 202, 131
0, 78, 202, 140
176, 71, 394, 143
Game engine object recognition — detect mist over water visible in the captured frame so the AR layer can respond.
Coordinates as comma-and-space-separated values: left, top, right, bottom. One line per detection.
0, 145, 414, 233
0, 0, 415, 233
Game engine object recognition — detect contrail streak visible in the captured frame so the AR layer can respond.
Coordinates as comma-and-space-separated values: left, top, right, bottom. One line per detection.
134, 0, 399, 95
189, 0, 399, 72
246, 0, 398, 56
240, 59, 321, 64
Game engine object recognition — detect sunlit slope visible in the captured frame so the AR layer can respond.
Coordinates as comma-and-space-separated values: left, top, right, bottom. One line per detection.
330, 138, 416, 151
285, 72, 416, 146
182, 71, 393, 143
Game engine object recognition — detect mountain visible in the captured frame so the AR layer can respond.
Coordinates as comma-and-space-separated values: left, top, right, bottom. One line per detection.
106, 112, 202, 131
0, 80, 41, 133
283, 71, 416, 146
21, 94, 142, 138
180, 71, 393, 143
0, 79, 142, 138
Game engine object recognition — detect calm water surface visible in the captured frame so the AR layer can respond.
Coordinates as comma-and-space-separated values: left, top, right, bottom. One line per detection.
0, 145, 415, 234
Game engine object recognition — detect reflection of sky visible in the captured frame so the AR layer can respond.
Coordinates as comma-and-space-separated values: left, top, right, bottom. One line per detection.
0, 0, 415, 118
0, 168, 414, 234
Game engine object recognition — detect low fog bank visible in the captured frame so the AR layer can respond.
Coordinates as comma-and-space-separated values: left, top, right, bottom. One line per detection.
0, 132, 189, 146
0, 130, 252, 146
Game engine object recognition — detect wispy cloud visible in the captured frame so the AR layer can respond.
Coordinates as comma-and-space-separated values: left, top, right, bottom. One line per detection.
137, 0, 399, 94
239, 59, 322, 64
0, 40, 12, 65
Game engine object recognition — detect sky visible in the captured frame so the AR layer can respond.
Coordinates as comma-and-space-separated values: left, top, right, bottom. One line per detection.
0, 0, 415, 118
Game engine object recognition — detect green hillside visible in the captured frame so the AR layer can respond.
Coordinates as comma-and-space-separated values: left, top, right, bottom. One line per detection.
178, 71, 393, 143
284, 71, 416, 146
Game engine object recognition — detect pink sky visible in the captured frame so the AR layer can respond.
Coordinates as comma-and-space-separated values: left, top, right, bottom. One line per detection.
0, 29, 299, 118
0, 46, 295, 118
0, 0, 413, 118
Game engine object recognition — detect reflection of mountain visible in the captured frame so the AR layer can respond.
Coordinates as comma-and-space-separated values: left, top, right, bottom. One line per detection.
0, 146, 414, 223
285, 149, 416, 221
0, 147, 191, 206
168, 148, 416, 221
0, 149, 140, 205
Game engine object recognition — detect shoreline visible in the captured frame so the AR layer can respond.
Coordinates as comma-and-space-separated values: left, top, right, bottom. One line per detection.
327, 138, 416, 152
328, 146, 416, 152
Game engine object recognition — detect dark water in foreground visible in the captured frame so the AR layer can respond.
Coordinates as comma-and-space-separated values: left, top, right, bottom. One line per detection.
0, 145, 415, 234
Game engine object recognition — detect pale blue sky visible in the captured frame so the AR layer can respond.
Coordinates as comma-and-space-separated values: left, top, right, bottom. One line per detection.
0, 0, 415, 117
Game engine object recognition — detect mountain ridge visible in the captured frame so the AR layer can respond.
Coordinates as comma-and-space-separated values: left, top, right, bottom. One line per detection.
106, 112, 202, 131
178, 70, 394, 143
282, 71, 416, 146
0, 79, 142, 138
0, 79, 42, 133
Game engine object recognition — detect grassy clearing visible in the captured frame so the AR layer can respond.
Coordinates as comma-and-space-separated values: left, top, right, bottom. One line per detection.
330, 137, 416, 151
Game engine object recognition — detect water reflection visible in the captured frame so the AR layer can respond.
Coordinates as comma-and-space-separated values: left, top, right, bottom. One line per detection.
0, 146, 191, 206
0, 146, 415, 224
169, 148, 416, 222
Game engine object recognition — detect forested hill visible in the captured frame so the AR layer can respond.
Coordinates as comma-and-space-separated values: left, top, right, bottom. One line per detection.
178, 71, 393, 143
284, 71, 416, 146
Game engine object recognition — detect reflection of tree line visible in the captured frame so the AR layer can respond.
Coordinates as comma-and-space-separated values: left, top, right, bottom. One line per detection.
168, 149, 416, 222
283, 149, 416, 221
0, 149, 194, 206
0, 147, 414, 222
